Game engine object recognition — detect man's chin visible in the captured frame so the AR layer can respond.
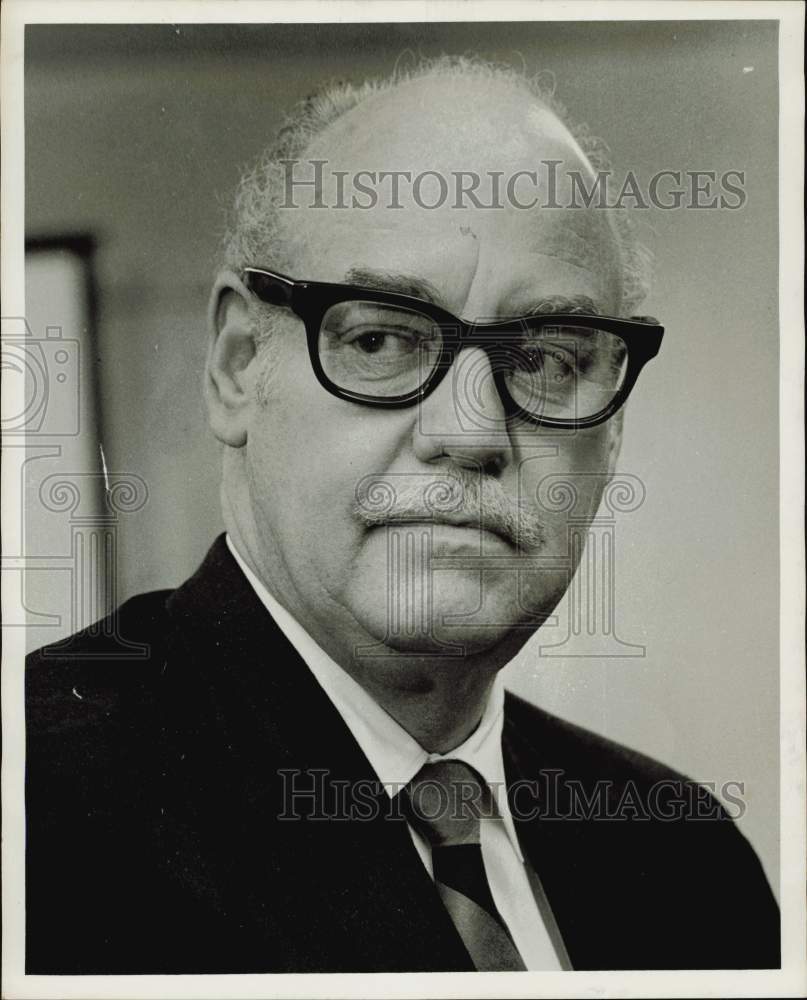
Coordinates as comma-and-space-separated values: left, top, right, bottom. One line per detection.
374, 626, 514, 660
345, 579, 532, 660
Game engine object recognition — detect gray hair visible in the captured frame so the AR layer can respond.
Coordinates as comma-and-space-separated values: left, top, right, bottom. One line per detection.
222, 54, 652, 361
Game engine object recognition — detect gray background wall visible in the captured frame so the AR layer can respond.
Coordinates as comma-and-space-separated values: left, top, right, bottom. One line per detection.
25, 21, 779, 890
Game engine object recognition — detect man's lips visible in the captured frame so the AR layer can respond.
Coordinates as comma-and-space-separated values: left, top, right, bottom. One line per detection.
368, 514, 516, 547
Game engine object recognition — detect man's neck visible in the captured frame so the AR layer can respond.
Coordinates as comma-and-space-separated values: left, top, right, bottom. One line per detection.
337, 652, 501, 754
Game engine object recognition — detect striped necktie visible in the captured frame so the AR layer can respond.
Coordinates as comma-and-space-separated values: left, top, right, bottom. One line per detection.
404, 759, 527, 971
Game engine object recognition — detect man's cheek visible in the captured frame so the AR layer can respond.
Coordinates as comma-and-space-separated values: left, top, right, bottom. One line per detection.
517, 433, 612, 505
283, 481, 367, 587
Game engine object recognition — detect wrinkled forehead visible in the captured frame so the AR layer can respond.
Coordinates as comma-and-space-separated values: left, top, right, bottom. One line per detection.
275, 75, 622, 311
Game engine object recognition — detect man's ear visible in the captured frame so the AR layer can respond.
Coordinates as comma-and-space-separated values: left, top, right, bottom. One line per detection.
204, 271, 257, 447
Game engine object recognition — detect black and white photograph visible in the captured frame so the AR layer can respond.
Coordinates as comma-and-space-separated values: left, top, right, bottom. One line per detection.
2, 2, 804, 997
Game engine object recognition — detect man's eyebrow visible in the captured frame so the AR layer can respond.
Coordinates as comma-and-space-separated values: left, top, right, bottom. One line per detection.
520, 294, 603, 316
341, 272, 604, 318
343, 267, 444, 307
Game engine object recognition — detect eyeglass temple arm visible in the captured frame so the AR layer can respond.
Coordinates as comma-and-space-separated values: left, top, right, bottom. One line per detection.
243, 268, 296, 308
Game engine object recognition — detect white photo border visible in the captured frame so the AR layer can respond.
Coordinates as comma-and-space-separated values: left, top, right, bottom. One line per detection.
2, 2, 804, 997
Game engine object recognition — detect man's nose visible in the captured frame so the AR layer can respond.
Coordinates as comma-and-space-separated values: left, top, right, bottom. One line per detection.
412, 346, 514, 475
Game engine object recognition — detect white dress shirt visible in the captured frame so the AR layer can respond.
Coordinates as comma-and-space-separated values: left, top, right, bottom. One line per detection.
227, 535, 563, 970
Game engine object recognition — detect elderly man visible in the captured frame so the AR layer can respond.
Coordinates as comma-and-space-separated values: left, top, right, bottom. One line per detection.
26, 57, 778, 973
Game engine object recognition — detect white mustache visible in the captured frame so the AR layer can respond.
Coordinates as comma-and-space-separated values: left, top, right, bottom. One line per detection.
353, 471, 546, 551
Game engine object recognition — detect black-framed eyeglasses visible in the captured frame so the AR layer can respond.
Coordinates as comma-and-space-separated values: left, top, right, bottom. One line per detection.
242, 267, 664, 429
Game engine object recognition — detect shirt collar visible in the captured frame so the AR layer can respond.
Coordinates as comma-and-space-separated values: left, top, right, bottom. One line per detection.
226, 535, 524, 861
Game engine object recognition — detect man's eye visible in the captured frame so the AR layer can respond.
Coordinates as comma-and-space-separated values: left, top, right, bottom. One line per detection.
517, 345, 572, 375
355, 332, 390, 354
344, 328, 417, 355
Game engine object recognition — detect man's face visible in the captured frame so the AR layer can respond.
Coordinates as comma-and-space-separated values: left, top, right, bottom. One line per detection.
228, 76, 624, 666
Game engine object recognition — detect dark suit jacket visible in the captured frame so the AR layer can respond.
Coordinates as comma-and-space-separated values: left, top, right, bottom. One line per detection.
25, 535, 780, 973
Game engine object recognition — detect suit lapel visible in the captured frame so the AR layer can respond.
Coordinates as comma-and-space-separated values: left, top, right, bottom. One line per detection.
502, 695, 629, 971
157, 536, 473, 972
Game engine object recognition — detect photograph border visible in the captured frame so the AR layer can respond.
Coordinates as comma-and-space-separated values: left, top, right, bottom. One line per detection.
2, 2, 804, 998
